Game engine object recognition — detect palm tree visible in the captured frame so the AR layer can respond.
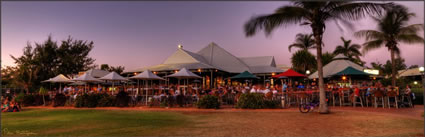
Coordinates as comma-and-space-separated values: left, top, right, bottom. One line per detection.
333, 37, 362, 59
355, 5, 424, 87
244, 1, 389, 113
291, 50, 317, 73
288, 33, 316, 52
321, 52, 335, 66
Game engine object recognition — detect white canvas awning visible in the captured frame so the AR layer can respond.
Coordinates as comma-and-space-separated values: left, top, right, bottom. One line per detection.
130, 70, 165, 80
42, 74, 72, 83
165, 68, 202, 79
72, 73, 103, 83
309, 54, 364, 79
99, 72, 128, 81
398, 68, 423, 77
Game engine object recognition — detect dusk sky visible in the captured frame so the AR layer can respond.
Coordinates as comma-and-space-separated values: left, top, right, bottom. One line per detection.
2, 1, 424, 71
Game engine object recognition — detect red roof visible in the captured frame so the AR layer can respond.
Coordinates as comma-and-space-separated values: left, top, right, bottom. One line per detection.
272, 69, 306, 78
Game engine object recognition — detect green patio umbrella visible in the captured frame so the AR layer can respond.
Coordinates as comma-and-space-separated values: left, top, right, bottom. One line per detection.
333, 66, 370, 76
230, 71, 259, 79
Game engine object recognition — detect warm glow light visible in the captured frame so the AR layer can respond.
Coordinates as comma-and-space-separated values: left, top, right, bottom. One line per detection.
373, 77, 376, 80
178, 44, 183, 49
342, 76, 347, 81
153, 71, 157, 74
313, 78, 316, 81
272, 72, 276, 76
306, 70, 310, 75
197, 69, 201, 72
419, 67, 424, 72
414, 81, 418, 85
174, 70, 178, 73
364, 69, 379, 75
215, 69, 218, 72
134, 72, 138, 75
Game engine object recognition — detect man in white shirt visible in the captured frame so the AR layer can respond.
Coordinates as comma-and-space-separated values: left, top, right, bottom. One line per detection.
250, 86, 257, 93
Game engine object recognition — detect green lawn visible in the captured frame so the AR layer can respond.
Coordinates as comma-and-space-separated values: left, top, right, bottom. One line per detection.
2, 108, 424, 136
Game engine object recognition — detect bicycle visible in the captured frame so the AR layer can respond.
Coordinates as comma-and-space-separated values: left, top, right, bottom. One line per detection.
299, 98, 328, 113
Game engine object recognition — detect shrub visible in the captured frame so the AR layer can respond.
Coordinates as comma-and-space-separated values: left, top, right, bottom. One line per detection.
75, 94, 89, 108
53, 93, 67, 107
236, 93, 265, 109
98, 94, 115, 107
115, 91, 130, 107
197, 95, 220, 109
263, 100, 281, 109
412, 88, 423, 105
14, 93, 25, 105
22, 94, 35, 106
33, 94, 45, 106
160, 100, 168, 108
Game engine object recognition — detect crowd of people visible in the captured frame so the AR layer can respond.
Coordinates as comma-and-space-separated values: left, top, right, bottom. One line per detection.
1, 95, 21, 112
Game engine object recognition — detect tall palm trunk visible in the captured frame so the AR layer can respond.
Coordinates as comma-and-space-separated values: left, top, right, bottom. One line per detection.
312, 25, 329, 114
390, 48, 396, 87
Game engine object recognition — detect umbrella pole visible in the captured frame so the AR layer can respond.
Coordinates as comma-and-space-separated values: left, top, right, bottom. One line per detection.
137, 80, 139, 96
112, 81, 114, 95
60, 83, 62, 93
145, 80, 148, 106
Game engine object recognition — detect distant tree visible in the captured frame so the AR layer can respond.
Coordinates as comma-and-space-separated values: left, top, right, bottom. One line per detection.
333, 37, 364, 65
408, 65, 419, 69
370, 61, 385, 76
109, 66, 125, 74
321, 52, 335, 66
291, 50, 316, 74
100, 64, 125, 74
383, 57, 407, 77
10, 35, 96, 92
288, 33, 316, 52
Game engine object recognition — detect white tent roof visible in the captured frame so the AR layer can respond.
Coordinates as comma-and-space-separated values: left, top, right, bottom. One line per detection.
126, 42, 283, 74
398, 68, 423, 77
72, 73, 103, 82
130, 70, 165, 80
43, 74, 72, 83
99, 72, 128, 81
240, 56, 277, 67
165, 68, 202, 78
85, 69, 110, 78
197, 43, 251, 73
309, 55, 364, 79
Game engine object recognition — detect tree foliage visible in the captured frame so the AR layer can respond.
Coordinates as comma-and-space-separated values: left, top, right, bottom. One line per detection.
321, 52, 335, 66
288, 33, 316, 52
333, 37, 364, 65
291, 50, 317, 73
100, 64, 125, 74
9, 35, 96, 92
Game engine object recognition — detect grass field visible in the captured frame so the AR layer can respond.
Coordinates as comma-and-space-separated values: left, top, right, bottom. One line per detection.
2, 108, 424, 136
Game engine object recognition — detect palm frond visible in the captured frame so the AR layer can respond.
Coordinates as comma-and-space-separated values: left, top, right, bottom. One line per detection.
244, 6, 308, 37
362, 39, 384, 54
288, 44, 303, 52
354, 30, 385, 41
330, 2, 391, 21
396, 34, 425, 44
399, 24, 424, 34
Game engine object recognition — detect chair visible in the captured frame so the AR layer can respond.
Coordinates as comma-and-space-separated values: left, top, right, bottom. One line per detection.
352, 94, 364, 107
387, 91, 398, 109
374, 90, 385, 108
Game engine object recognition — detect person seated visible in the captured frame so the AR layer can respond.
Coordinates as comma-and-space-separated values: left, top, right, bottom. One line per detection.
250, 86, 258, 93
297, 83, 305, 90
1, 100, 9, 112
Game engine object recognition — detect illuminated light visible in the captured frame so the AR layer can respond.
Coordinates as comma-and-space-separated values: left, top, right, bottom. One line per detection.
197, 69, 201, 72
174, 70, 178, 73
178, 44, 183, 49
134, 72, 138, 75
272, 72, 276, 76
342, 76, 347, 81
414, 81, 418, 85
419, 67, 424, 72
364, 69, 379, 75
373, 77, 376, 80
215, 69, 218, 72
306, 70, 310, 75
313, 78, 316, 81
153, 71, 157, 74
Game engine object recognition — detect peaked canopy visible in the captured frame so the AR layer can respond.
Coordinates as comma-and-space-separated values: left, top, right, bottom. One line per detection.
72, 73, 103, 83
165, 68, 202, 78
230, 71, 259, 79
333, 66, 371, 76
43, 74, 72, 83
130, 70, 165, 80
309, 54, 363, 79
272, 69, 306, 78
99, 72, 128, 81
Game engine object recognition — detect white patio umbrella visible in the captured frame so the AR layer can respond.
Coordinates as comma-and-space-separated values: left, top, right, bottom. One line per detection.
99, 72, 128, 95
165, 68, 201, 95
130, 70, 165, 105
72, 73, 103, 93
42, 74, 73, 93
